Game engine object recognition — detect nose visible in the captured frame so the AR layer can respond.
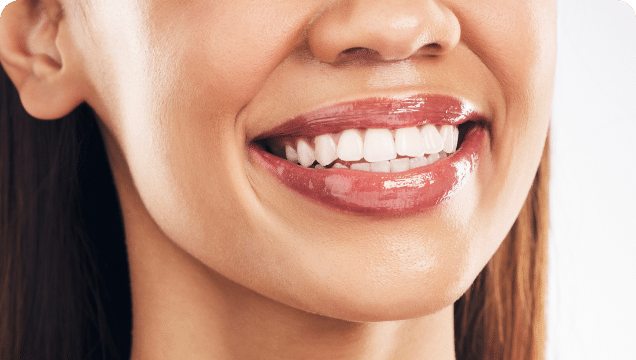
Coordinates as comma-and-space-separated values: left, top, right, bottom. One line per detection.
307, 0, 461, 63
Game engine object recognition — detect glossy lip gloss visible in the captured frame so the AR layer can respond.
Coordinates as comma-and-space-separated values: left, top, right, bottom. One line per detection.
249, 95, 489, 215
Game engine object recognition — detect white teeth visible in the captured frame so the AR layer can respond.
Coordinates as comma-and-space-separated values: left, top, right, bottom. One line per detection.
364, 129, 397, 162
337, 129, 364, 161
314, 134, 338, 166
395, 127, 425, 157
350, 163, 371, 172
420, 125, 444, 154
274, 124, 460, 172
296, 139, 316, 167
285, 143, 299, 163
390, 158, 410, 173
409, 156, 428, 169
439, 125, 455, 154
370, 161, 391, 173
427, 152, 440, 165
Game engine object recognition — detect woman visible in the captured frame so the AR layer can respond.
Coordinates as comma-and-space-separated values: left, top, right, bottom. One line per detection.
0, 0, 553, 358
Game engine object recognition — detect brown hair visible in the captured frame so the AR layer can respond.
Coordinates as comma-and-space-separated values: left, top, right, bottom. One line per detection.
0, 67, 131, 359
455, 135, 550, 359
0, 65, 549, 359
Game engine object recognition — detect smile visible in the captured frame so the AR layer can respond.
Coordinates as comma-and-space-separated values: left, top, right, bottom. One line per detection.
250, 94, 489, 215
263, 124, 459, 172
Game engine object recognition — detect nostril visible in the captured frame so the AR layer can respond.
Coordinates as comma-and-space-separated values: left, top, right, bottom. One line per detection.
424, 43, 441, 52
342, 47, 366, 54
335, 47, 382, 64
419, 43, 443, 56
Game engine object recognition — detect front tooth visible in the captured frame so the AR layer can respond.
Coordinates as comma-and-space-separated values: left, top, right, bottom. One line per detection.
364, 129, 397, 162
427, 152, 440, 165
452, 126, 459, 152
395, 127, 425, 157
370, 161, 391, 173
409, 156, 428, 169
285, 143, 299, 163
314, 134, 338, 166
337, 129, 364, 161
332, 163, 349, 169
351, 163, 370, 172
439, 125, 455, 153
420, 125, 444, 154
390, 158, 410, 173
296, 139, 316, 167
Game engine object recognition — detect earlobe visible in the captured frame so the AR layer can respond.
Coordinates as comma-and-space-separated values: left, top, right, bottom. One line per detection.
0, 0, 86, 120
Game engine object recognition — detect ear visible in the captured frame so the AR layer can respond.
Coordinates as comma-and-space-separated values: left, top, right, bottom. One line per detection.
0, 0, 87, 120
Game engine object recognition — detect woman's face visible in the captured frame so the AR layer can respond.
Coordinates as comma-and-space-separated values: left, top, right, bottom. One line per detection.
68, 0, 555, 320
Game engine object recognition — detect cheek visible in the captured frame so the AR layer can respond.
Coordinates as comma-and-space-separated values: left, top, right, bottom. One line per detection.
80, 0, 318, 229
132, 3, 317, 233
145, 0, 318, 109
79, 2, 354, 290
130, 0, 320, 185
452, 0, 557, 90
460, 0, 555, 252
451, 0, 557, 137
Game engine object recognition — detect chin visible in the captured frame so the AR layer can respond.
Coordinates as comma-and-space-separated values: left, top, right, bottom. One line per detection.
259, 240, 484, 323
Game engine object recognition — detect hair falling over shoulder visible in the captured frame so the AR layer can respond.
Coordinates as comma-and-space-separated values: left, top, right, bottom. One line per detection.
0, 64, 549, 359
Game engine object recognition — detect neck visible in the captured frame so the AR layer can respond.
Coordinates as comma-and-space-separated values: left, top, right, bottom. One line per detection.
125, 226, 456, 360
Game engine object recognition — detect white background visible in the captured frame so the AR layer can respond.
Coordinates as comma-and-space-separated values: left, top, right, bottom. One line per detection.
549, 0, 636, 359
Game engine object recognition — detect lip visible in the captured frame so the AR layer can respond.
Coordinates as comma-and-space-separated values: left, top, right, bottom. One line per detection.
249, 94, 489, 215
254, 94, 483, 140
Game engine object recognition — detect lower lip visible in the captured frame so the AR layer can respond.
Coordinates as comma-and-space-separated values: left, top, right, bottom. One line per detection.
250, 126, 487, 215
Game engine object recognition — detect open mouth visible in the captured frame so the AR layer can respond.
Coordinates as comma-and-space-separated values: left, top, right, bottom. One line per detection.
256, 121, 476, 172
249, 95, 488, 215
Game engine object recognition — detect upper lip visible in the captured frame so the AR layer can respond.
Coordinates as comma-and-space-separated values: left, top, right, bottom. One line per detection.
252, 94, 488, 141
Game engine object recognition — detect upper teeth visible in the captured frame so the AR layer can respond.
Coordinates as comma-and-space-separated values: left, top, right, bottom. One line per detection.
268, 124, 460, 172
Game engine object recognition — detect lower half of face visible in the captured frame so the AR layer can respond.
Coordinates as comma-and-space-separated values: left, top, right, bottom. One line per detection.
80, 0, 556, 320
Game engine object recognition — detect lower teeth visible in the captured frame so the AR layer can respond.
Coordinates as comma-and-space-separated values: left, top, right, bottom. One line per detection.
304, 150, 450, 172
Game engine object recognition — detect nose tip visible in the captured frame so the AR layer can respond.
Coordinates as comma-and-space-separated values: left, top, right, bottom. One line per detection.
308, 0, 461, 63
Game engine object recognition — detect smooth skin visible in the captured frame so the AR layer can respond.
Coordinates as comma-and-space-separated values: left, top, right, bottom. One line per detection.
0, 0, 556, 358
